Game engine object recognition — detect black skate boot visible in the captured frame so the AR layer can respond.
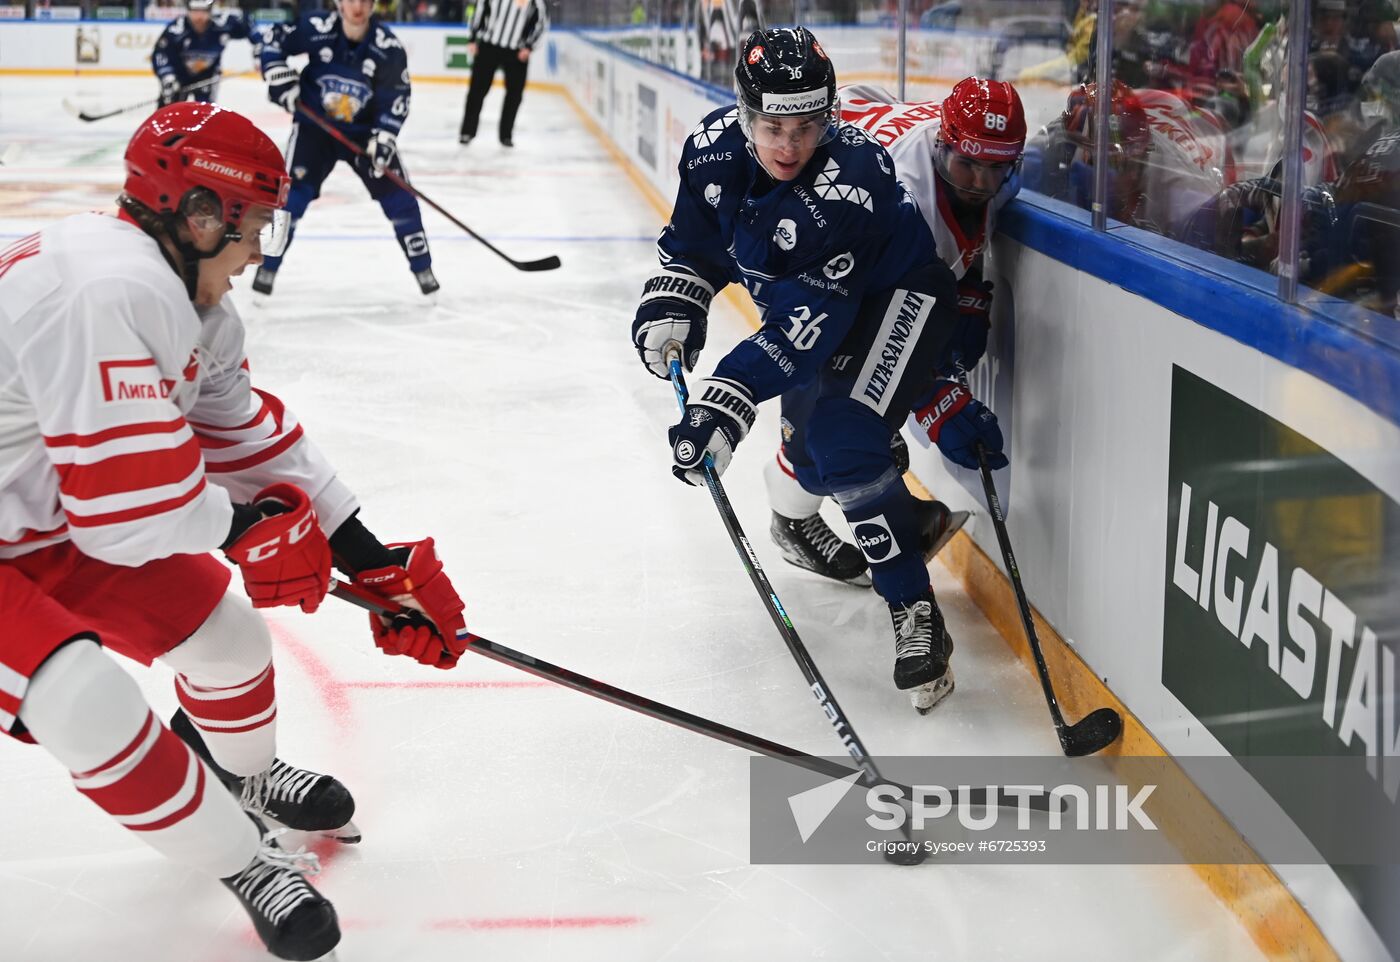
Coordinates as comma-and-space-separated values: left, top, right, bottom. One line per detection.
172, 710, 360, 843
914, 498, 970, 563
252, 267, 276, 296
415, 267, 440, 296
889, 591, 955, 714
770, 511, 871, 586
891, 431, 911, 475
223, 826, 340, 961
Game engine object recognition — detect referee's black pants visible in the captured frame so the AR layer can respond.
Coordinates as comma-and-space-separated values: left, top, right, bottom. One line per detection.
459, 42, 529, 143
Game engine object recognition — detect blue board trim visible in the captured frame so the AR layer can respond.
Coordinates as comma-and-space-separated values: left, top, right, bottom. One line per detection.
1001, 193, 1400, 427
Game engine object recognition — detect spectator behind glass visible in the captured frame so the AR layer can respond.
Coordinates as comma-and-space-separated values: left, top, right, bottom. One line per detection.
1189, 0, 1261, 89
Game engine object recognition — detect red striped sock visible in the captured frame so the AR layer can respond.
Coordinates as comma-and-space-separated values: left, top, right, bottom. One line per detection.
72, 710, 258, 876
175, 661, 278, 777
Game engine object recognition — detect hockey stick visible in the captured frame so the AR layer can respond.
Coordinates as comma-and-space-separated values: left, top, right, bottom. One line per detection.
328, 579, 1048, 815
957, 372, 1123, 757
664, 353, 929, 864
63, 75, 227, 123
293, 103, 561, 272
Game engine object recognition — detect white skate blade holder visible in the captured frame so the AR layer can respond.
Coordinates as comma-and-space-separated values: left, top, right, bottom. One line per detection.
909, 668, 955, 715
264, 815, 362, 845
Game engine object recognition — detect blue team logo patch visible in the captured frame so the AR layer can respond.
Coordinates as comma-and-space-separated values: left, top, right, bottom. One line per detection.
853, 515, 900, 563
317, 76, 372, 122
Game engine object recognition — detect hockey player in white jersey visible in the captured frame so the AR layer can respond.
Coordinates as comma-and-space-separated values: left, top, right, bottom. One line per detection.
764, 78, 1023, 588
0, 103, 466, 961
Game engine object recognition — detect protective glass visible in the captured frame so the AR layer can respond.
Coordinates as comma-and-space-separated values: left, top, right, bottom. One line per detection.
737, 101, 840, 151
934, 140, 1018, 198
256, 208, 292, 258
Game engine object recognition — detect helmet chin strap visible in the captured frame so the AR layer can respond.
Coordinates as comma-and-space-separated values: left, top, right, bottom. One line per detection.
119, 195, 236, 301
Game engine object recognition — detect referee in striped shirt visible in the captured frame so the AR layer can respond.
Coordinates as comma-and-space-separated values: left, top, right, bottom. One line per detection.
459, 0, 549, 147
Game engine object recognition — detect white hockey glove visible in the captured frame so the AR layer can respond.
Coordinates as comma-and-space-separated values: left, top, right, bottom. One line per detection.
631, 267, 715, 379
158, 73, 181, 107
367, 129, 397, 179
265, 62, 299, 113
667, 377, 757, 485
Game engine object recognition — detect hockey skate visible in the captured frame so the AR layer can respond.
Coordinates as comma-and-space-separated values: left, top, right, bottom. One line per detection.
223, 824, 340, 961
172, 710, 361, 843
770, 511, 871, 586
415, 267, 440, 296
889, 592, 955, 714
915, 498, 970, 563
251, 267, 276, 296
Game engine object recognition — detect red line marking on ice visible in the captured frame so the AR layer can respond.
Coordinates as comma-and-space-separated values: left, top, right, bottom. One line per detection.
429, 916, 644, 931
342, 680, 550, 689
268, 622, 354, 721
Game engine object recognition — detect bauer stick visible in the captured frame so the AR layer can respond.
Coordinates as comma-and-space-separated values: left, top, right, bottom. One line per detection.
663, 351, 929, 863
957, 371, 1122, 757
328, 579, 1049, 817
63, 74, 229, 123
294, 103, 561, 272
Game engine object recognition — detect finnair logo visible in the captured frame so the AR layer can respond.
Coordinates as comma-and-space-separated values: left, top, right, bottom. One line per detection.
761, 90, 829, 114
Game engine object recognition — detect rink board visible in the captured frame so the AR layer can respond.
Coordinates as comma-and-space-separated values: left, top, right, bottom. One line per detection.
533, 28, 1400, 962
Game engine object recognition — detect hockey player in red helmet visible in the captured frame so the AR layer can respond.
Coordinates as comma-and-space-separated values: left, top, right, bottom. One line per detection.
763, 77, 1025, 595
0, 102, 466, 961
933, 77, 1028, 204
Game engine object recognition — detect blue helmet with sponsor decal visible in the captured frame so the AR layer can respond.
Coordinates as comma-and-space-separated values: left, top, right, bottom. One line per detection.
735, 27, 840, 151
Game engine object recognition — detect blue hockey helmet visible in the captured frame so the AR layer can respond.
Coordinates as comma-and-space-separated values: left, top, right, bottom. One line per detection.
734, 27, 840, 150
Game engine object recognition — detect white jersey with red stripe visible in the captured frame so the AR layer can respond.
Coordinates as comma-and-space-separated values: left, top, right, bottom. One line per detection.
0, 212, 357, 565
839, 83, 1019, 280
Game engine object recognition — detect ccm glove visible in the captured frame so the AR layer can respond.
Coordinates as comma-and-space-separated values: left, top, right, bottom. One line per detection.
668, 377, 756, 484
950, 279, 993, 370
914, 379, 1008, 470
264, 62, 299, 112
367, 129, 396, 179
632, 268, 715, 379
224, 483, 332, 613
353, 538, 468, 669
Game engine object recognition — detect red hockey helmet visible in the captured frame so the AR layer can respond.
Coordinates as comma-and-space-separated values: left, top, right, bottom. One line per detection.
935, 77, 1026, 198
939, 77, 1026, 162
1061, 80, 1152, 162
124, 102, 290, 231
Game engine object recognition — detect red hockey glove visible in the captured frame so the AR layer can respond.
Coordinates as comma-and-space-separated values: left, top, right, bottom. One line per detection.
353, 538, 468, 669
224, 484, 332, 613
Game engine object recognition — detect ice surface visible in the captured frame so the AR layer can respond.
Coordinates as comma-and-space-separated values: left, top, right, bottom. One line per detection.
0, 76, 1267, 962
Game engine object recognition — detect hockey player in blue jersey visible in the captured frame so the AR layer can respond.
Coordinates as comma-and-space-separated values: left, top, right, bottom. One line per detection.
253, 0, 437, 296
632, 27, 991, 712
151, 0, 252, 107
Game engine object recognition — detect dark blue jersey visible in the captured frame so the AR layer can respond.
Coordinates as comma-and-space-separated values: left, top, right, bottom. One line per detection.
259, 11, 411, 139
661, 105, 939, 402
152, 12, 251, 84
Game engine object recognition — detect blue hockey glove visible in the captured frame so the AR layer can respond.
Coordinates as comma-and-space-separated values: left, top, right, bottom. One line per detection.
668, 377, 756, 485
632, 267, 714, 379
264, 62, 299, 113
950, 278, 993, 370
914, 379, 1007, 470
367, 129, 397, 179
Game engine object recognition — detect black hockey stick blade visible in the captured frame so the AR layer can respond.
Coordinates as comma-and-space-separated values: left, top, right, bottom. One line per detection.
516, 254, 562, 272
1059, 707, 1123, 757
